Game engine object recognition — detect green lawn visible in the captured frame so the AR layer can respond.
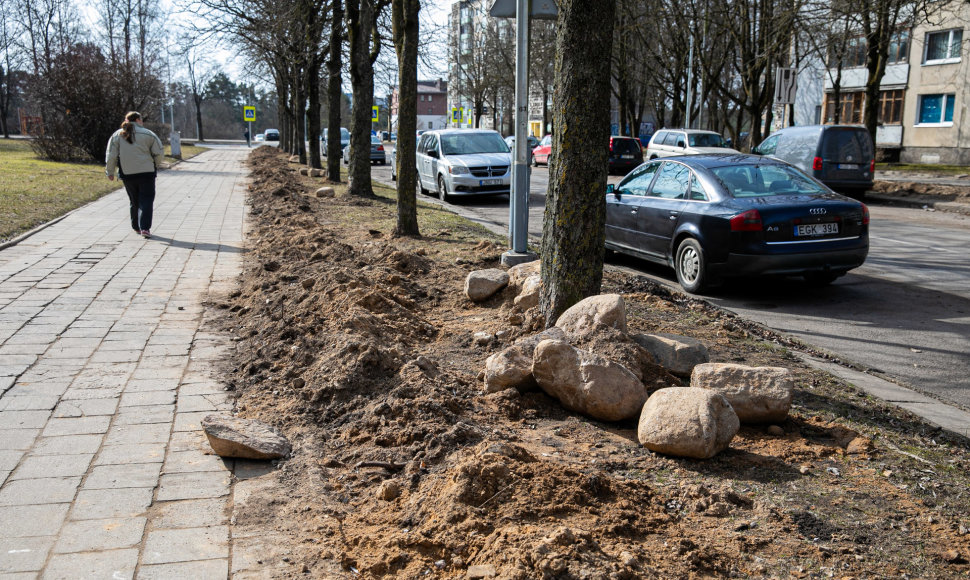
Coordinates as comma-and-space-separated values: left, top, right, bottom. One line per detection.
876, 162, 970, 175
0, 140, 206, 243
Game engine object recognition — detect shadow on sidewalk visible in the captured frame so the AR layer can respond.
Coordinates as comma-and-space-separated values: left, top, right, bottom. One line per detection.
151, 236, 247, 254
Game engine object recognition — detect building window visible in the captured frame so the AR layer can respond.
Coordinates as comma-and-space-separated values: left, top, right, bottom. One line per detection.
888, 29, 909, 64
924, 29, 963, 64
427, 95, 432, 102
878, 89, 904, 124
824, 91, 864, 124
917, 94, 956, 125
428, 107, 433, 114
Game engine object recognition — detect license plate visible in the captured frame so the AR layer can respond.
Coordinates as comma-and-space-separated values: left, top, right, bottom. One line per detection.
480, 179, 502, 186
838, 163, 859, 170
795, 223, 839, 236
621, 155, 634, 159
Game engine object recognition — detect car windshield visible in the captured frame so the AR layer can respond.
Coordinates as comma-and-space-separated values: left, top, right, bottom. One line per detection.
712, 164, 829, 197
371, 136, 381, 144
440, 133, 510, 155
689, 133, 728, 148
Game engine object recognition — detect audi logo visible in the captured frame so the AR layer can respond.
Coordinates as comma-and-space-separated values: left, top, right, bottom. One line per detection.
809, 208, 827, 215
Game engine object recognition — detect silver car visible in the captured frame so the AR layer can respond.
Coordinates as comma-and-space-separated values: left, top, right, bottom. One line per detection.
415, 129, 511, 202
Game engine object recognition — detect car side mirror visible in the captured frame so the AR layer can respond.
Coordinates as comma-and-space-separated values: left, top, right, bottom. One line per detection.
606, 183, 615, 195
677, 140, 686, 148
428, 150, 439, 159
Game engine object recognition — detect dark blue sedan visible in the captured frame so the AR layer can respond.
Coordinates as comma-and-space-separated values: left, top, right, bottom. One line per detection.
605, 154, 869, 293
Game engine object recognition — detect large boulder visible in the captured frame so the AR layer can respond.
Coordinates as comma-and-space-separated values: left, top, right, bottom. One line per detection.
202, 415, 291, 459
637, 388, 739, 459
483, 345, 537, 394
555, 294, 627, 335
513, 327, 567, 353
568, 325, 676, 392
633, 333, 710, 377
690, 363, 793, 424
507, 260, 540, 289
513, 275, 541, 310
465, 269, 510, 302
532, 339, 646, 422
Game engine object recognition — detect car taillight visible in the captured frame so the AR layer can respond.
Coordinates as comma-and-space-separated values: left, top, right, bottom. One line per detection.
869, 159, 875, 173
609, 137, 614, 153
730, 209, 763, 232
377, 145, 384, 151
812, 157, 823, 171
861, 204, 869, 225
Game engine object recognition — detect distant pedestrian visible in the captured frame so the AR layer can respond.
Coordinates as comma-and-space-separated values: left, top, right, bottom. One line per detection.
244, 127, 251, 147
105, 111, 164, 239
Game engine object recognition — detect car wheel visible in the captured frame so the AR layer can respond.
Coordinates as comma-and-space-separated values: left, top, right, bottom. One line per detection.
437, 175, 451, 202
804, 272, 840, 286
417, 170, 428, 195
391, 165, 397, 181
531, 156, 538, 167
675, 238, 708, 293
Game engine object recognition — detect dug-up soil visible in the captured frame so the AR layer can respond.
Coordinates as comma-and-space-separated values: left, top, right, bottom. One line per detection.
871, 179, 970, 204
211, 147, 970, 579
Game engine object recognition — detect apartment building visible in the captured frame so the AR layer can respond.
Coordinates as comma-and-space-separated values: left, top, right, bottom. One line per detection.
795, 1, 970, 164
390, 79, 449, 133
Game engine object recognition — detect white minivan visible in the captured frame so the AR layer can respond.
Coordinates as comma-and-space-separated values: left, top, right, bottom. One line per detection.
646, 129, 738, 159
415, 129, 511, 202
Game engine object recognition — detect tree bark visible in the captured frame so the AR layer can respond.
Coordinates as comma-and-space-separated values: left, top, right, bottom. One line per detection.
392, 0, 420, 236
346, 0, 384, 197
326, 0, 344, 182
540, 0, 616, 326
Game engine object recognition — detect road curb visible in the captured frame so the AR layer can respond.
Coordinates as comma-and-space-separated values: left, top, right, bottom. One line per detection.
866, 192, 970, 216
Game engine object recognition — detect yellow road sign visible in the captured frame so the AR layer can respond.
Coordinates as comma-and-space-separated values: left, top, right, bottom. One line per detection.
243, 106, 256, 122
372, 106, 379, 122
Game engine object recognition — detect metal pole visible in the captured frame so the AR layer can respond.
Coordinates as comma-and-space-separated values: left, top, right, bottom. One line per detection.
509, 0, 530, 254
685, 31, 694, 129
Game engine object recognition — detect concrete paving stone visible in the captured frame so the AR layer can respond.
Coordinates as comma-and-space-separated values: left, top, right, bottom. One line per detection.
119, 390, 176, 408
176, 382, 225, 397
136, 558, 228, 579
0, 376, 14, 392
0, 536, 55, 573
141, 526, 229, 565
70, 488, 153, 520
150, 498, 229, 530
53, 517, 147, 553
0, 477, 81, 506
104, 422, 171, 445
50, 337, 103, 351
94, 443, 166, 466
173, 411, 212, 433
37, 358, 88, 369
58, 327, 109, 339
123, 378, 179, 393
10, 453, 93, 480
156, 471, 230, 501
61, 387, 123, 401
71, 372, 129, 390
163, 450, 229, 474
5, 382, 70, 398
97, 339, 148, 352
142, 343, 191, 357
42, 416, 111, 437
232, 460, 276, 481
0, 504, 69, 537
0, 365, 30, 379
0, 429, 39, 451
176, 394, 231, 413
0, 395, 59, 412
31, 434, 104, 456
42, 547, 138, 580
0, 344, 49, 356
0, 410, 51, 430
82, 462, 161, 490
44, 347, 97, 359
146, 333, 196, 346
131, 366, 184, 381
0, 450, 23, 471
114, 404, 174, 425
229, 532, 294, 575
0, 355, 37, 368
53, 398, 118, 417
168, 431, 207, 453
89, 350, 142, 364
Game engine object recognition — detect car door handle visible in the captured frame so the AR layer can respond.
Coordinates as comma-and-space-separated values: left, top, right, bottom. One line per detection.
669, 215, 677, 220
630, 210, 638, 214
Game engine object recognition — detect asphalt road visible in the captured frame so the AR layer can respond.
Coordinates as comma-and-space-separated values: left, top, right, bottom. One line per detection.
373, 146, 970, 411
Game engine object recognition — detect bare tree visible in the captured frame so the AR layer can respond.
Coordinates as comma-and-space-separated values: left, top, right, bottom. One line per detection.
0, 0, 23, 137
540, 0, 616, 325
183, 43, 215, 141
346, 0, 390, 197
391, 0, 419, 236
325, 0, 344, 181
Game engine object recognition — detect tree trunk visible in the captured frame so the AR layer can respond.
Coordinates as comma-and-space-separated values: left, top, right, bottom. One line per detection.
193, 93, 204, 141
540, 0, 616, 326
326, 0, 344, 182
347, 0, 380, 197
392, 0, 420, 236
307, 60, 323, 169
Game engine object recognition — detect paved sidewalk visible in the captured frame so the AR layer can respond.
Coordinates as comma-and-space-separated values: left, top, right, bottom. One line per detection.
0, 147, 250, 578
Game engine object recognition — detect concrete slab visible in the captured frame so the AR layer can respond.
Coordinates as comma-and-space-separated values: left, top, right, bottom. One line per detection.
42, 548, 138, 580
141, 526, 229, 565
53, 517, 147, 553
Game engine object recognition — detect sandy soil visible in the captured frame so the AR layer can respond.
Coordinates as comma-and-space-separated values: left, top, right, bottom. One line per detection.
209, 148, 970, 579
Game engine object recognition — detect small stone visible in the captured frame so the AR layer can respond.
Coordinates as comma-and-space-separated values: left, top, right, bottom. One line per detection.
767, 425, 785, 436
944, 550, 965, 564
299, 167, 309, 175
465, 269, 510, 302
882, 470, 893, 478
292, 378, 306, 389
467, 564, 496, 578
202, 414, 291, 459
508, 313, 524, 325
846, 437, 874, 455
315, 186, 335, 198
959, 524, 968, 535
379, 480, 401, 501
619, 551, 637, 567
799, 465, 811, 475
495, 330, 509, 340
301, 279, 315, 290
309, 168, 324, 177
473, 332, 492, 346
434, 560, 446, 569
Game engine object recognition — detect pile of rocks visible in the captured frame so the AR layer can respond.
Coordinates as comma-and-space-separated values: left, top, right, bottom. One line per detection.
467, 263, 793, 460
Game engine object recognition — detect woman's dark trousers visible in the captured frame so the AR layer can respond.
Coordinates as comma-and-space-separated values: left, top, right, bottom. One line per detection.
122, 174, 156, 231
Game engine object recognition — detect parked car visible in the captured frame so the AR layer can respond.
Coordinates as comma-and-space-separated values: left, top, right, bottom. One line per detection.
415, 129, 511, 202
504, 135, 540, 153
752, 125, 874, 197
645, 129, 738, 159
323, 127, 351, 153
608, 135, 644, 174
254, 133, 265, 143
343, 135, 386, 165
390, 132, 397, 142
263, 128, 280, 144
605, 154, 869, 293
531, 135, 552, 166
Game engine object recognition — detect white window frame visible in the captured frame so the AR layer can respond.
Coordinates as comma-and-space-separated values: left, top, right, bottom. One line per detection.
915, 93, 956, 126
923, 29, 963, 65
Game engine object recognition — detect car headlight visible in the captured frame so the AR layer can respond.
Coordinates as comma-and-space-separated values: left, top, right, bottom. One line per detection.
449, 165, 469, 175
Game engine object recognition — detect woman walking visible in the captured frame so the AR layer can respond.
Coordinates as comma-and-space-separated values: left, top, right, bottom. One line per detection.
105, 111, 165, 238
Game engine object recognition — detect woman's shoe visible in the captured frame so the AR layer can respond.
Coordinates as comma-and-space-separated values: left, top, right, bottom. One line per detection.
140, 230, 151, 238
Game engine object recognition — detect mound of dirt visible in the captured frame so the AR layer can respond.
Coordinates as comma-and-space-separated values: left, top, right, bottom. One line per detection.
210, 148, 970, 578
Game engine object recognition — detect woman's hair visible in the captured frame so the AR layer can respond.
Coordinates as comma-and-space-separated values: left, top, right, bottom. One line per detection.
120, 111, 141, 144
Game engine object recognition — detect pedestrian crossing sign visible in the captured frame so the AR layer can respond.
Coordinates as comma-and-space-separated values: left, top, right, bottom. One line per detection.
372, 106, 379, 122
243, 106, 256, 122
